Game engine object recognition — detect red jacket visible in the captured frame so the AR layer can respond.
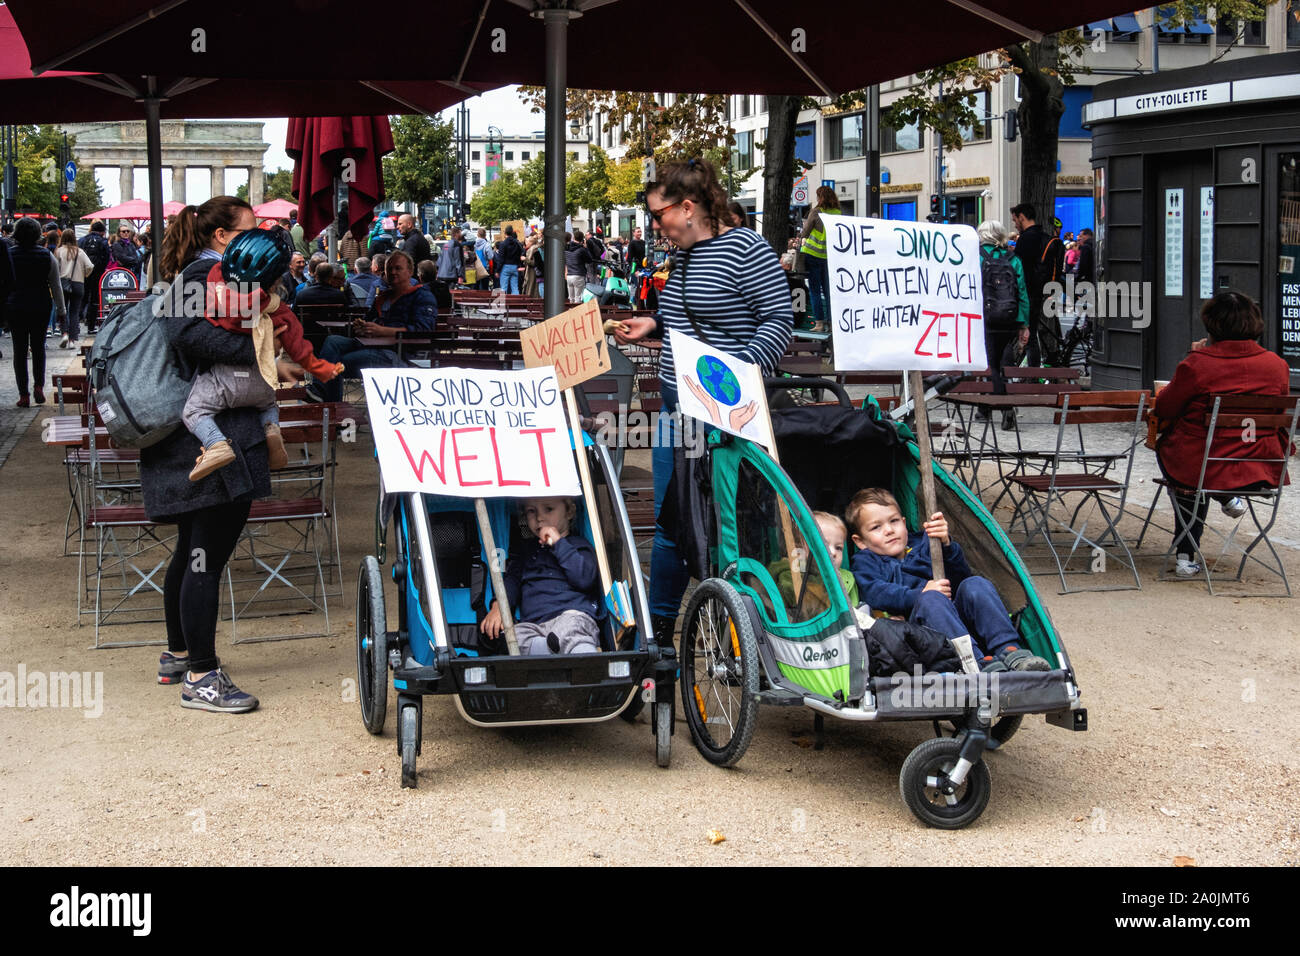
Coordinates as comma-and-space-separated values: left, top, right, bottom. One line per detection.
1153, 339, 1291, 489
203, 262, 340, 380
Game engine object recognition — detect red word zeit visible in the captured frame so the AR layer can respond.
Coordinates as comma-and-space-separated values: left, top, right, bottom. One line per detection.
395, 426, 557, 489
914, 311, 984, 362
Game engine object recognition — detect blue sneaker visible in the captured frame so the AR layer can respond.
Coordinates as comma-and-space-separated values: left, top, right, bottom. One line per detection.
998, 645, 1051, 672
157, 651, 189, 685
181, 669, 259, 714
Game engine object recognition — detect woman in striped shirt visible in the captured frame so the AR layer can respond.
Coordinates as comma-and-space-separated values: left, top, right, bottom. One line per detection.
616, 158, 793, 649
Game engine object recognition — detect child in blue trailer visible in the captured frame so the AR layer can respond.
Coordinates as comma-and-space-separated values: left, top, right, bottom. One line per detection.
846, 488, 1050, 673
480, 496, 602, 655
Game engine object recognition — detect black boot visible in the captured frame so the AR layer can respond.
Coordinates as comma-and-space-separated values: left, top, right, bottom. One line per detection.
651, 614, 677, 655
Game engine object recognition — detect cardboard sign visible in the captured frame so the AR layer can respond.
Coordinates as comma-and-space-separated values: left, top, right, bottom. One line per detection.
363, 367, 579, 497
670, 329, 775, 450
520, 300, 610, 391
826, 215, 987, 371
500, 219, 526, 240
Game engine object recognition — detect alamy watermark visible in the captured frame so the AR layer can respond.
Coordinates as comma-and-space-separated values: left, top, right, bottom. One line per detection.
1044, 275, 1152, 329
589, 406, 708, 458
888, 665, 1001, 719
0, 665, 103, 718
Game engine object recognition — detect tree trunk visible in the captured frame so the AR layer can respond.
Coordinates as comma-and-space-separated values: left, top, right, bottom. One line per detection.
1008, 37, 1065, 227
762, 94, 803, 254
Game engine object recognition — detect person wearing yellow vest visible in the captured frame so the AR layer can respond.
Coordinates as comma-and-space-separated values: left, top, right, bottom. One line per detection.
797, 186, 841, 332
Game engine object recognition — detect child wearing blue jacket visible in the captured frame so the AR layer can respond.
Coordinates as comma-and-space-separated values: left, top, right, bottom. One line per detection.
480, 496, 602, 655
846, 488, 1049, 673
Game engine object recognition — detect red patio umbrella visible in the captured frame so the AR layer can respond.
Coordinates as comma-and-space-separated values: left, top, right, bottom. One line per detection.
286, 116, 395, 244
252, 198, 299, 220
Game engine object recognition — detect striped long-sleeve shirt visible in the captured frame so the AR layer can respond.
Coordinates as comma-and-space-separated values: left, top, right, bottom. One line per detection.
655, 227, 793, 397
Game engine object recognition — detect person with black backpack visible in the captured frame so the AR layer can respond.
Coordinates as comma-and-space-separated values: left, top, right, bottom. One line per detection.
79, 220, 111, 332
977, 219, 1029, 430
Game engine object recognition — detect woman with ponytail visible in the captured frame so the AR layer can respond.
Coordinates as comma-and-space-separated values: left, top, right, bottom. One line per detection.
613, 158, 793, 649
142, 195, 267, 713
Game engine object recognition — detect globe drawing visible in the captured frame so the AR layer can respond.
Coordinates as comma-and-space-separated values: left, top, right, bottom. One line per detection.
696, 354, 741, 406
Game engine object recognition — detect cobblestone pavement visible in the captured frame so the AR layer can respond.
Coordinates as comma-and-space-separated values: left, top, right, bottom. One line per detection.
0, 328, 82, 468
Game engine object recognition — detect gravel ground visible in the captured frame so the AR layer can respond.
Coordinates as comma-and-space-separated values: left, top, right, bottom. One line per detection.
1, 391, 1297, 866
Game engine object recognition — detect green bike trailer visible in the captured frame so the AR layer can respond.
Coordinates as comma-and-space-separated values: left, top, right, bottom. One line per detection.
673, 377, 1087, 829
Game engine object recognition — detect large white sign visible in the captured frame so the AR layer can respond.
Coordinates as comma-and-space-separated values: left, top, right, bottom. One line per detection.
363, 367, 579, 497
669, 329, 775, 450
825, 215, 987, 371
1165, 189, 1184, 298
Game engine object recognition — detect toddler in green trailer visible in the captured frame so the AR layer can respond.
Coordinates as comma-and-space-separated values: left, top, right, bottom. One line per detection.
770, 511, 859, 611
846, 488, 1050, 673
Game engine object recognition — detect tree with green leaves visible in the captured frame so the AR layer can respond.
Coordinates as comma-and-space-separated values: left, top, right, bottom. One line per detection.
235, 167, 294, 204
469, 169, 532, 223
11, 125, 102, 220
382, 114, 457, 205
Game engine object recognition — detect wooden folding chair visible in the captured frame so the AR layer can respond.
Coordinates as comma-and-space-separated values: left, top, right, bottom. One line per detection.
1004, 390, 1150, 593
1136, 394, 1300, 597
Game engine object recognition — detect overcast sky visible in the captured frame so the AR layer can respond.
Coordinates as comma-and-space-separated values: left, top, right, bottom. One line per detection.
259, 86, 542, 171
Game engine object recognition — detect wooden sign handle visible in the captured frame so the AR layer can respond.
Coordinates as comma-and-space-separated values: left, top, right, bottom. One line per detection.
908, 370, 945, 580
475, 498, 520, 656
564, 389, 614, 598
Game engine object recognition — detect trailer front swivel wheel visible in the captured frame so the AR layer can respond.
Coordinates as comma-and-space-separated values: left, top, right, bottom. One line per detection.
399, 704, 420, 789
654, 701, 672, 768
900, 736, 991, 829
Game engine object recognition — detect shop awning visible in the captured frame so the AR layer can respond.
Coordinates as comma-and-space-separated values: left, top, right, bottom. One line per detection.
1112, 13, 1143, 33
1156, 7, 1184, 32
1086, 20, 1112, 31
1186, 16, 1215, 34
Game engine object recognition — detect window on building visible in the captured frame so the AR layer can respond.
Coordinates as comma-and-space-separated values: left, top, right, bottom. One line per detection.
794, 121, 817, 164
522, 150, 530, 161
1059, 86, 1094, 139
883, 200, 918, 221
958, 89, 990, 143
1290, 1, 1300, 46
472, 171, 481, 186
472, 150, 481, 161
569, 151, 579, 160
504, 151, 513, 161
881, 117, 922, 153
739, 95, 752, 117
827, 112, 864, 160
732, 129, 754, 170
1218, 16, 1267, 45
757, 96, 767, 113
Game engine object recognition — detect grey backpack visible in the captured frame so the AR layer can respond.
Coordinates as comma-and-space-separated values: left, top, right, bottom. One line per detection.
88, 294, 190, 448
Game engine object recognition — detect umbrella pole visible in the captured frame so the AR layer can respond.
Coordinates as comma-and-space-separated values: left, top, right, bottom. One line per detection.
327, 175, 339, 265
541, 6, 578, 320
144, 79, 164, 287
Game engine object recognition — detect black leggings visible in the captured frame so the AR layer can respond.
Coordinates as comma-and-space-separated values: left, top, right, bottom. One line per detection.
163, 500, 252, 672
9, 311, 47, 397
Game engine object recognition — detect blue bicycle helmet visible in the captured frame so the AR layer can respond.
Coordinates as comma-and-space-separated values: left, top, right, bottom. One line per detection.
221, 227, 293, 291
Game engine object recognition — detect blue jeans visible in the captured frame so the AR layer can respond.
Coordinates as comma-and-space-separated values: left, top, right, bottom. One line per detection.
317, 334, 404, 402
806, 255, 829, 325
499, 265, 520, 294
649, 388, 691, 618
909, 576, 1019, 659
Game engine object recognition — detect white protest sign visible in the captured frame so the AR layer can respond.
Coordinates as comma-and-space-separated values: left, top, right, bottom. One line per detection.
669, 329, 775, 450
826, 215, 987, 371
363, 366, 579, 497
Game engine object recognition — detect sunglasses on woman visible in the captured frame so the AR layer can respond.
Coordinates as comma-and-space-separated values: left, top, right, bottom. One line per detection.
646, 199, 683, 223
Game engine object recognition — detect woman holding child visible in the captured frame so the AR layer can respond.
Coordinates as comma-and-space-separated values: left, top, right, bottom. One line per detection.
141, 196, 266, 713
614, 158, 794, 648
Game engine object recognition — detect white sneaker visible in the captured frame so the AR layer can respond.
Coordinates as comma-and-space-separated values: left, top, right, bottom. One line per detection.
58, 334, 69, 348
1221, 496, 1247, 519
1175, 557, 1202, 578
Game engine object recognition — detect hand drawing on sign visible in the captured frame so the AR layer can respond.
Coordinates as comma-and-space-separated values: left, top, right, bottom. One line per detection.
684, 356, 759, 433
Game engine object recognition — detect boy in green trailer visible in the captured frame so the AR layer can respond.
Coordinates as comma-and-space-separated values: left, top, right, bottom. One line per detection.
846, 488, 1050, 673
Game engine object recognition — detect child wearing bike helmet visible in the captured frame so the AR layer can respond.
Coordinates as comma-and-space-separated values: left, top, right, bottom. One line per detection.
183, 228, 343, 481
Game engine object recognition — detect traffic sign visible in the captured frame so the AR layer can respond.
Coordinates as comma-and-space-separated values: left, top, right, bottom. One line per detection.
64, 161, 77, 185
822, 179, 835, 189
791, 174, 809, 206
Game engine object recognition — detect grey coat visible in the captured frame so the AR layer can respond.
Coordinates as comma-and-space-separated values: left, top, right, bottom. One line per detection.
140, 256, 272, 523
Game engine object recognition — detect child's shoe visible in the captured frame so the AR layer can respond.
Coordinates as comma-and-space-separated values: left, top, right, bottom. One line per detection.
157, 651, 189, 685
265, 423, 289, 470
546, 632, 561, 654
998, 645, 1051, 672
1175, 556, 1202, 578
189, 440, 235, 481
979, 655, 1008, 673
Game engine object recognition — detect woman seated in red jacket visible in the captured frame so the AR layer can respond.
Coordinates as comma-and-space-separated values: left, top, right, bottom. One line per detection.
1153, 291, 1290, 576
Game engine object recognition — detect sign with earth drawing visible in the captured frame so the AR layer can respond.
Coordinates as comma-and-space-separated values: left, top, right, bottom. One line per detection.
669, 329, 775, 450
